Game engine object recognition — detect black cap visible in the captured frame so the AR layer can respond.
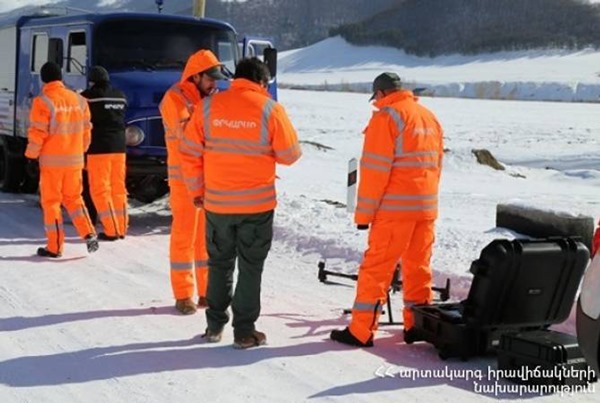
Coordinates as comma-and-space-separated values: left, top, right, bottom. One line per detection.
89, 65, 110, 83
369, 72, 402, 101
40, 62, 62, 83
204, 66, 227, 80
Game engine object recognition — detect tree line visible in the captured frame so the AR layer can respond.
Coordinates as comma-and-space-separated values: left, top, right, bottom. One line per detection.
330, 0, 600, 56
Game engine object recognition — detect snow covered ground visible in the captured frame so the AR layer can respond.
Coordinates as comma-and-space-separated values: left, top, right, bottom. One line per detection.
1, 88, 599, 402
279, 36, 600, 102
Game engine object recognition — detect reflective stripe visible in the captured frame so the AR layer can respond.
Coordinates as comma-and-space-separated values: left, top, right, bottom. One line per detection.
195, 259, 208, 268
27, 142, 42, 152
361, 161, 391, 172
353, 301, 383, 312
87, 97, 128, 104
362, 152, 393, 164
171, 261, 193, 271
357, 196, 379, 205
69, 207, 87, 220
30, 121, 48, 130
260, 99, 275, 145
168, 165, 181, 171
205, 194, 276, 206
356, 206, 376, 214
44, 223, 64, 231
275, 143, 302, 163
39, 94, 56, 134
203, 97, 212, 140
180, 137, 204, 157
205, 144, 273, 156
39, 154, 84, 167
50, 120, 86, 136
206, 184, 274, 197
381, 107, 405, 156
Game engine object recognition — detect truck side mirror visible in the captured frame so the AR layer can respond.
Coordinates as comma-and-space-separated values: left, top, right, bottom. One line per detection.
263, 47, 277, 79
48, 38, 64, 67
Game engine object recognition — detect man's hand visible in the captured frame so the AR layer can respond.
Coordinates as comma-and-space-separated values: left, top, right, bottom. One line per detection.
193, 196, 204, 209
357, 224, 369, 230
26, 158, 39, 177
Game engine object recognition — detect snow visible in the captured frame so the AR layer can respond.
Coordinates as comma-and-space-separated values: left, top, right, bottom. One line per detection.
2, 15, 600, 403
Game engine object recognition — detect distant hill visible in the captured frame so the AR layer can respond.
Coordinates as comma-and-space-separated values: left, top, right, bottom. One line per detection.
0, 0, 401, 50
331, 0, 600, 56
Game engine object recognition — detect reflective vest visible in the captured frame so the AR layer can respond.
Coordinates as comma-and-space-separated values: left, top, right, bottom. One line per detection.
179, 78, 302, 214
25, 81, 92, 168
355, 90, 444, 224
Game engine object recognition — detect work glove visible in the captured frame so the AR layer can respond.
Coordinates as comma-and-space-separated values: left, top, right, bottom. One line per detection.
357, 224, 369, 230
25, 158, 39, 177
193, 196, 204, 209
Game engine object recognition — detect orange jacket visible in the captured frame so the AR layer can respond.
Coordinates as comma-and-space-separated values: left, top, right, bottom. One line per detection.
25, 81, 92, 168
355, 90, 444, 225
160, 50, 221, 183
180, 78, 302, 214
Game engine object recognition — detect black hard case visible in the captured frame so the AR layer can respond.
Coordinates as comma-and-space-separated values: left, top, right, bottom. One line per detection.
497, 330, 597, 386
411, 238, 590, 360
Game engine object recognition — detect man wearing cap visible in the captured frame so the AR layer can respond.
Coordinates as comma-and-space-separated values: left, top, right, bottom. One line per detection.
81, 66, 129, 241
330, 72, 444, 347
159, 49, 227, 315
25, 62, 99, 258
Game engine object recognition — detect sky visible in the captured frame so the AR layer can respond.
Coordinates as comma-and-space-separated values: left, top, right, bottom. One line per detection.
1, 35, 599, 401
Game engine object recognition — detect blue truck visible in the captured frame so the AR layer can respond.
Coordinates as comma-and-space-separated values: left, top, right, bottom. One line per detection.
0, 9, 277, 202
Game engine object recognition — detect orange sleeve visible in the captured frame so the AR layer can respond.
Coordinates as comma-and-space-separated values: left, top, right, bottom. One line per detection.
82, 99, 92, 151
179, 101, 205, 199
354, 111, 395, 225
25, 97, 50, 159
271, 102, 302, 166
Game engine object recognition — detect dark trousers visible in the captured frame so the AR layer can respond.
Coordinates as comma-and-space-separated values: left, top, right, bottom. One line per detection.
205, 210, 274, 337
82, 169, 97, 226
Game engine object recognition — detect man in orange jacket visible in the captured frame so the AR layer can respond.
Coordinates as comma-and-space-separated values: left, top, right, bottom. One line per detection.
179, 57, 301, 348
331, 72, 444, 347
159, 49, 226, 315
25, 62, 99, 258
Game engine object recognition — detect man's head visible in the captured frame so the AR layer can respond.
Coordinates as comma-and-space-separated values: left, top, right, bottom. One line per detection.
88, 65, 110, 86
369, 72, 402, 101
234, 57, 271, 88
184, 49, 227, 97
40, 62, 62, 83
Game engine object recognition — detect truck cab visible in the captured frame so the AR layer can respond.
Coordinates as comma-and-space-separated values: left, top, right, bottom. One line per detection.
0, 10, 277, 202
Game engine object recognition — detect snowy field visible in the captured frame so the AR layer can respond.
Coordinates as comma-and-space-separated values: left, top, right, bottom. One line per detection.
1, 88, 599, 402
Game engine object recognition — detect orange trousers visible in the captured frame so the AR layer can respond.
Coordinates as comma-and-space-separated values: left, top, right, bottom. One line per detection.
39, 167, 95, 255
349, 218, 435, 343
169, 181, 208, 300
86, 154, 128, 237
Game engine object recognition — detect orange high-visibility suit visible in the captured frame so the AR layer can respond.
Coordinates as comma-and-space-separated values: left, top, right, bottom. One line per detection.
178, 78, 302, 213
25, 81, 95, 255
159, 50, 221, 301
349, 90, 444, 343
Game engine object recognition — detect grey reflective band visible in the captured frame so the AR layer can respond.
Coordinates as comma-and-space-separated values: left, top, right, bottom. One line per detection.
39, 94, 56, 134
205, 194, 276, 206
206, 184, 275, 196
362, 151, 393, 164
195, 260, 208, 268
260, 99, 275, 145
353, 301, 383, 312
383, 194, 437, 201
381, 107, 405, 156
360, 161, 391, 172
87, 97, 127, 104
170, 261, 193, 270
203, 97, 212, 140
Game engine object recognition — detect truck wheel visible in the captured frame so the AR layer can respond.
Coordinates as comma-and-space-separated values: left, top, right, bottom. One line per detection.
1, 146, 24, 193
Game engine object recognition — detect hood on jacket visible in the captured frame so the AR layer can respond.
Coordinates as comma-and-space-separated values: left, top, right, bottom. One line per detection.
180, 49, 225, 83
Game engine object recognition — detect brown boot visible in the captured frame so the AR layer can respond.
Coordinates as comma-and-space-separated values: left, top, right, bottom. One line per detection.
233, 330, 267, 349
175, 298, 197, 315
197, 296, 209, 309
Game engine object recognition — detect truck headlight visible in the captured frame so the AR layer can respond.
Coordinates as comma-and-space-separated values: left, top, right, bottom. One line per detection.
125, 125, 145, 146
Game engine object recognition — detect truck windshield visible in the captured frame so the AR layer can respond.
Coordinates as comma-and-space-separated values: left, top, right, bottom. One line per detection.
93, 20, 238, 73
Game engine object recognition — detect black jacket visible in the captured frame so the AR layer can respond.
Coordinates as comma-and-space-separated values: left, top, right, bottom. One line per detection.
81, 83, 128, 154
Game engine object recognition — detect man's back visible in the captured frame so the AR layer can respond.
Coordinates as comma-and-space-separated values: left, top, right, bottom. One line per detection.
81, 84, 127, 154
